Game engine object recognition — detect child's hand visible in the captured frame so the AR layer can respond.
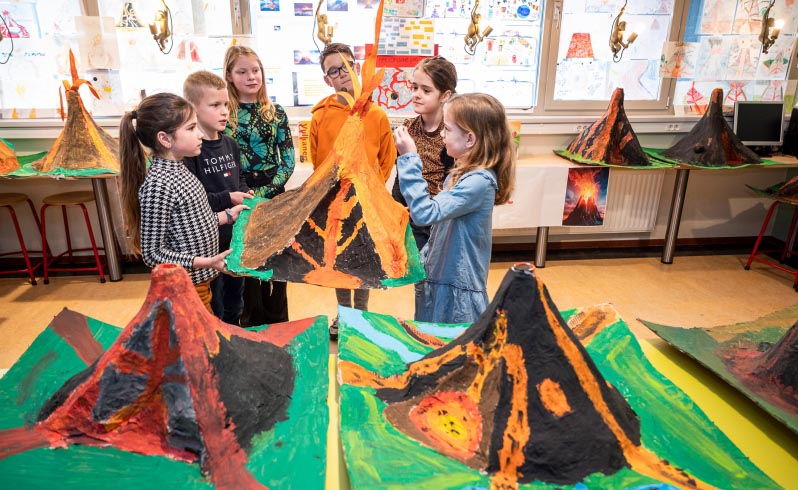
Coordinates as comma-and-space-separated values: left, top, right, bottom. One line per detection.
229, 191, 251, 205
194, 249, 232, 272
229, 204, 249, 222
394, 126, 417, 155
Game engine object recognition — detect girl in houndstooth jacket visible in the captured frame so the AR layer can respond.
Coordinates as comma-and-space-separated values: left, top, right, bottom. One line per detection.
119, 93, 248, 312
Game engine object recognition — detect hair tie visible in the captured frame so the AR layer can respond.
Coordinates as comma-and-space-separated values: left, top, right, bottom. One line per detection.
131, 110, 137, 119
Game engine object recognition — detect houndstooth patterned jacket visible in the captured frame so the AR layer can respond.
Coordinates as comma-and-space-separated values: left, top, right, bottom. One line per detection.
139, 157, 220, 285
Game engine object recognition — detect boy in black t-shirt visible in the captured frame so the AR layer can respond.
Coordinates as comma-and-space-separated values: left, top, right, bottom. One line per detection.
183, 71, 252, 325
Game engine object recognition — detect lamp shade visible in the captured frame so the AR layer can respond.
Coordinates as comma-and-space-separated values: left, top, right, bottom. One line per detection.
116, 2, 143, 29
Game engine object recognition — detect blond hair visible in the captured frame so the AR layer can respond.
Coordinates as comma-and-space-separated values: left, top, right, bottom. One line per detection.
445, 93, 516, 205
223, 46, 274, 130
183, 70, 226, 105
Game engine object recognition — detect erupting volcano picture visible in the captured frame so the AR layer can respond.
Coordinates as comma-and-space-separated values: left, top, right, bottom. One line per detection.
337, 265, 774, 489
0, 264, 329, 489
642, 304, 798, 433
562, 167, 608, 226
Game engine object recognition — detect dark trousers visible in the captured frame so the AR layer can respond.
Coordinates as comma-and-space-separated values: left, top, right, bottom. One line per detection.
210, 273, 245, 325
240, 277, 289, 327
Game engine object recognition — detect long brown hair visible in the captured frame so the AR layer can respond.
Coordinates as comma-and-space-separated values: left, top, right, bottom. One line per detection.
415, 56, 457, 95
223, 45, 274, 131
444, 93, 516, 205
118, 93, 194, 255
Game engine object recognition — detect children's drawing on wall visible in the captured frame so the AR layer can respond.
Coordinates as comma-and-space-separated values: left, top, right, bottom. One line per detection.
35, 1, 81, 36
0, 2, 39, 38
756, 36, 794, 80
622, 14, 669, 60
696, 36, 731, 80
76, 16, 120, 70
553, 59, 609, 100
610, 59, 659, 100
724, 36, 759, 80
566, 32, 594, 59
357, 0, 377, 9
261, 0, 281, 11
383, 0, 423, 17
483, 30, 537, 66
562, 167, 609, 226
484, 73, 535, 108
585, 0, 672, 15
731, 0, 770, 34
294, 49, 320, 64
374, 66, 414, 114
659, 41, 698, 78
724, 81, 752, 106
0, 39, 60, 119
700, 0, 735, 34
86, 70, 125, 117
328, 0, 349, 11
486, 0, 541, 21
756, 79, 786, 101
294, 2, 315, 15
425, 0, 476, 18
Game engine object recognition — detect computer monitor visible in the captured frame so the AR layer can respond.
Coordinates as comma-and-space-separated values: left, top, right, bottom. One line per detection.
733, 100, 785, 146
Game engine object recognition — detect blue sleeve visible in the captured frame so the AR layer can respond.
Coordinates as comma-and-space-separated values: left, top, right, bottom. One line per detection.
397, 153, 489, 227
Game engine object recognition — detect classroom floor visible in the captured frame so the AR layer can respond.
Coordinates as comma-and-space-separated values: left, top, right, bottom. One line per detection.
1, 254, 797, 487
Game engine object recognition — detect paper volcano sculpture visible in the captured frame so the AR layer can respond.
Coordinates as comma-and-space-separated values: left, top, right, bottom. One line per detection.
747, 175, 798, 204
32, 50, 119, 175
653, 88, 761, 168
337, 265, 774, 489
641, 305, 798, 433
554, 88, 659, 168
0, 264, 329, 489
0, 139, 20, 175
228, 1, 423, 290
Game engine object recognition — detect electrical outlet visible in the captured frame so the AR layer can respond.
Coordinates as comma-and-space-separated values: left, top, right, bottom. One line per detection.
666, 123, 681, 131
575, 124, 586, 132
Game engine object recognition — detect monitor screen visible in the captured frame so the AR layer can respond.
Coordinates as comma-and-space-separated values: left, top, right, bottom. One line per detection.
733, 101, 785, 146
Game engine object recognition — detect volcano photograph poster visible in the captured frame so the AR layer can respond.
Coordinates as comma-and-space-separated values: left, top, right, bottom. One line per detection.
562, 167, 609, 226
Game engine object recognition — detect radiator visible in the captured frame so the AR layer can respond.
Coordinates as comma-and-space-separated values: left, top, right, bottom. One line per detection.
563, 169, 665, 234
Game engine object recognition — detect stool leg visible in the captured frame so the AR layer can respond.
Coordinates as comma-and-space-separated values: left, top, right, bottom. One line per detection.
41, 204, 50, 284
26, 198, 51, 257
745, 201, 778, 270
3, 206, 37, 285
62, 205, 73, 263
780, 206, 798, 262
79, 203, 106, 283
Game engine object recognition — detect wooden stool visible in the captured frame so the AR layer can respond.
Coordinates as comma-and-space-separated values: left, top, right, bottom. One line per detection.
744, 199, 798, 291
40, 190, 106, 284
0, 193, 44, 285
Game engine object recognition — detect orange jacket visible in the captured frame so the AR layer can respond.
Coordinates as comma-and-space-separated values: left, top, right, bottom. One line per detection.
309, 94, 397, 183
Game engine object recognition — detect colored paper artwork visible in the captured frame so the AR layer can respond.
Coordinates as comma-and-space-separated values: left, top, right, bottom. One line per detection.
756, 79, 786, 101
373, 66, 415, 114
0, 1, 39, 38
337, 266, 776, 489
76, 16, 121, 70
731, 0, 769, 35
383, 0, 424, 17
700, 0, 736, 34
328, 0, 349, 11
294, 2, 315, 16
32, 50, 120, 175
0, 39, 61, 119
261, 0, 281, 12
0, 138, 19, 175
756, 36, 794, 81
609, 59, 659, 100
659, 41, 699, 79
696, 36, 731, 80
378, 17, 435, 56
485, 0, 541, 21
724, 36, 760, 80
565, 33, 593, 59
425, 0, 478, 19
641, 304, 798, 433
553, 59, 609, 101
562, 167, 609, 226
483, 30, 537, 66
0, 264, 329, 489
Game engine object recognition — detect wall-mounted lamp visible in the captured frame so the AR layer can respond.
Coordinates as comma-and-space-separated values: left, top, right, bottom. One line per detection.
464, 0, 492, 55
315, 0, 333, 46
116, 2, 143, 29
149, 0, 173, 54
609, 0, 637, 62
759, 0, 784, 54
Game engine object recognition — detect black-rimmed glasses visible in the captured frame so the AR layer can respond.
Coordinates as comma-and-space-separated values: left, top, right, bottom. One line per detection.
325, 60, 355, 79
